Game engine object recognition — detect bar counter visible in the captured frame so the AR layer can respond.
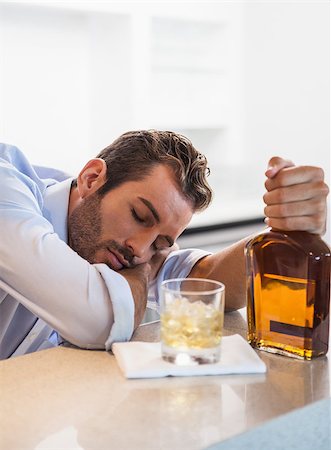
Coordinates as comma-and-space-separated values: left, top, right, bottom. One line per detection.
0, 309, 330, 449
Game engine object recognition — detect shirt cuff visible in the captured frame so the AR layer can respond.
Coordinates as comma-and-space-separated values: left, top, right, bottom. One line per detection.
94, 265, 135, 350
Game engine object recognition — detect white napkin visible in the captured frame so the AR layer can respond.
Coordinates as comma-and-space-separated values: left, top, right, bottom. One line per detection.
112, 334, 266, 379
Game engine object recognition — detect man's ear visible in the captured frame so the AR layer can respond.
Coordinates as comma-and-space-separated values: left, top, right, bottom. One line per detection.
76, 158, 107, 199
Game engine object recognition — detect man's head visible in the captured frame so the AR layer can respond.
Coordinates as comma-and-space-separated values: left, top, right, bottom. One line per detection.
68, 130, 212, 270
95, 130, 212, 210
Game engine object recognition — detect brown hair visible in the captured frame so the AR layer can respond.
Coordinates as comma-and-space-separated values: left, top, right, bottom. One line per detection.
96, 130, 212, 212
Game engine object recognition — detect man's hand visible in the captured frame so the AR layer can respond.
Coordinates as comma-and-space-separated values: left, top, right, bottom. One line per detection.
120, 263, 151, 331
148, 243, 179, 281
263, 156, 329, 235
189, 156, 329, 312
120, 243, 179, 330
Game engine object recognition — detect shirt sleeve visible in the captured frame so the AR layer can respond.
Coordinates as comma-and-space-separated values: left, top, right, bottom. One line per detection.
0, 160, 134, 350
147, 248, 211, 311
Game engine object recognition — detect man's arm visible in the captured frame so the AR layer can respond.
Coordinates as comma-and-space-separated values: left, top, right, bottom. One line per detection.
189, 157, 329, 311
0, 160, 136, 349
120, 245, 179, 329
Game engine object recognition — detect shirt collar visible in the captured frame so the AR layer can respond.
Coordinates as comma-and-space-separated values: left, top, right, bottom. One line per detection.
43, 178, 74, 243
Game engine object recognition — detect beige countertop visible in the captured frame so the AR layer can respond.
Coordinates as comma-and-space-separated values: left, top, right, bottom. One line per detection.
0, 309, 330, 450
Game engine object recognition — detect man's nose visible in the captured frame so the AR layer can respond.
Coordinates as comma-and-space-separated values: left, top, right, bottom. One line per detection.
125, 233, 154, 261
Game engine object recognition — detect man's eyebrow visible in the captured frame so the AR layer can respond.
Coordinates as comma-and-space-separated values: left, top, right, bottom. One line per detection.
138, 196, 174, 247
138, 197, 160, 223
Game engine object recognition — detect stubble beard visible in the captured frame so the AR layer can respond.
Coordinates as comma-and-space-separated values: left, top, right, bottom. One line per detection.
68, 193, 103, 264
68, 193, 134, 268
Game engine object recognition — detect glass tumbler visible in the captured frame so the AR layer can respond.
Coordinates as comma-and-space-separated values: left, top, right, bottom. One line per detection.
160, 278, 225, 365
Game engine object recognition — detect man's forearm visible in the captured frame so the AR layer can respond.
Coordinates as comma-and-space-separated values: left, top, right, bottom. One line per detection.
120, 247, 175, 330
120, 264, 150, 330
188, 236, 252, 311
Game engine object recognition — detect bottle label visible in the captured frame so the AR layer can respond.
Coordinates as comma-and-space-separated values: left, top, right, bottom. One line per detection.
270, 320, 313, 338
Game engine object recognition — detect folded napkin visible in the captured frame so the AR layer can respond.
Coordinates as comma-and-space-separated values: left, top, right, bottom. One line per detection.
112, 334, 266, 379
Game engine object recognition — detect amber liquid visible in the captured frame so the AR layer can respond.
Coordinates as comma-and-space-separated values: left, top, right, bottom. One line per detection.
246, 230, 331, 359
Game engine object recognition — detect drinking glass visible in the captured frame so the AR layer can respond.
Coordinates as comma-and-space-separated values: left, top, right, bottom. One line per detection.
160, 278, 225, 365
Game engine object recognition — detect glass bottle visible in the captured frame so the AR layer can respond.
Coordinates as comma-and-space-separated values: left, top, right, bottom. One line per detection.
245, 228, 330, 360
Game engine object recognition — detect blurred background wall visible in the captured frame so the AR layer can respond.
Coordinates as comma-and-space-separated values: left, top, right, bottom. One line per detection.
0, 0, 329, 243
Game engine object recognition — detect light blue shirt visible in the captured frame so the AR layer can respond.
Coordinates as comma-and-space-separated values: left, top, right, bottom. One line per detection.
0, 144, 210, 359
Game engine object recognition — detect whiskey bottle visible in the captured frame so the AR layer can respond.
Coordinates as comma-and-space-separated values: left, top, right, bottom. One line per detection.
245, 228, 330, 359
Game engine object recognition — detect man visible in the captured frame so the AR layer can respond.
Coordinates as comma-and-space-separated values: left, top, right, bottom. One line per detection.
0, 130, 328, 359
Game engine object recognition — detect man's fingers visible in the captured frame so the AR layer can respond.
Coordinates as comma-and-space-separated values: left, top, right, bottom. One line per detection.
265, 215, 326, 235
265, 166, 325, 191
263, 175, 328, 236
263, 157, 328, 236
264, 197, 327, 219
265, 156, 294, 179
148, 246, 176, 280
263, 181, 329, 204
169, 242, 180, 252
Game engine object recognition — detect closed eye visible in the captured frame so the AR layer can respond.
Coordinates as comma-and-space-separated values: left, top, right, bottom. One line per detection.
131, 208, 145, 224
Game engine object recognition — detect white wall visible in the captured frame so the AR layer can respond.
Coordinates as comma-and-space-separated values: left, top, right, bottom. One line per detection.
0, 4, 90, 172
242, 1, 330, 241
0, 1, 329, 239
243, 0, 329, 185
